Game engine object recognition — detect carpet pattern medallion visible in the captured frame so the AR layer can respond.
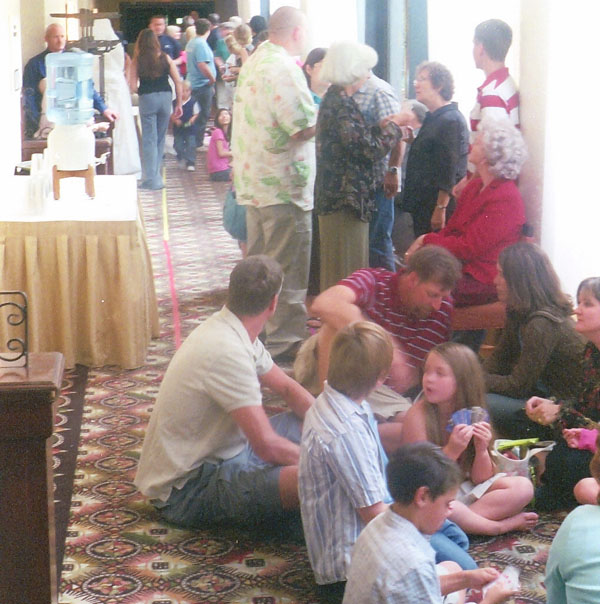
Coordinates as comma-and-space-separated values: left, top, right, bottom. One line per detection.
59, 154, 556, 603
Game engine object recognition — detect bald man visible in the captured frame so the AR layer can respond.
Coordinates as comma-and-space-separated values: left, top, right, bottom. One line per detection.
231, 7, 316, 360
23, 23, 117, 138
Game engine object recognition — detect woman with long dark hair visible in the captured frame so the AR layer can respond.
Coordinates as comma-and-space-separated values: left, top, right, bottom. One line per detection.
130, 28, 182, 190
526, 277, 600, 510
485, 242, 585, 438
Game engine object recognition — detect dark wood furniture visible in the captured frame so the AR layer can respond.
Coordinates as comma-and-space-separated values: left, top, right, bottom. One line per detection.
0, 352, 64, 604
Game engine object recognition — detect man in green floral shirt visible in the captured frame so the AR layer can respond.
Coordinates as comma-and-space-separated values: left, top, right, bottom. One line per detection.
232, 6, 316, 359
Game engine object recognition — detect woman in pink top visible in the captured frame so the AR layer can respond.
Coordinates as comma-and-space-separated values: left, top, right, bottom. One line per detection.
207, 108, 232, 181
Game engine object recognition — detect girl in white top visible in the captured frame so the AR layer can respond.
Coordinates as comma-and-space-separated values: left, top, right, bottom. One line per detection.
401, 342, 538, 535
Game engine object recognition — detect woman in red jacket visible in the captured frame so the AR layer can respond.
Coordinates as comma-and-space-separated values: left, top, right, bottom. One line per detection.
405, 115, 527, 306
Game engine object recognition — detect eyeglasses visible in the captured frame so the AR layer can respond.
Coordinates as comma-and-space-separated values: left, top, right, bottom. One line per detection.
414, 74, 429, 83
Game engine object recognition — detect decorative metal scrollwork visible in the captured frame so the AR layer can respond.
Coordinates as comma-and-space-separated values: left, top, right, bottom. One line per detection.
0, 291, 28, 367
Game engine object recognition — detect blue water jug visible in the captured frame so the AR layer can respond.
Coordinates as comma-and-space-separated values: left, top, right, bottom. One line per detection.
45, 51, 94, 124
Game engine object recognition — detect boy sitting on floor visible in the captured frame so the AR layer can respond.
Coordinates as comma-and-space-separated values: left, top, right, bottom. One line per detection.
298, 322, 476, 602
343, 442, 517, 604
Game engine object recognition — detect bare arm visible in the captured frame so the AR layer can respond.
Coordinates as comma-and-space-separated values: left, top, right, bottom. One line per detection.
168, 56, 183, 118
470, 422, 495, 483
439, 568, 500, 596
290, 125, 316, 142
386, 341, 420, 394
383, 138, 403, 197
259, 364, 314, 419
216, 138, 233, 159
430, 190, 451, 231
312, 285, 364, 388
230, 405, 300, 466
197, 61, 216, 84
312, 285, 363, 330
398, 399, 429, 445
357, 501, 387, 525
128, 59, 138, 93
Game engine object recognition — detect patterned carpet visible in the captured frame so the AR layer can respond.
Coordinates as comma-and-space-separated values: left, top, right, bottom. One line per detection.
57, 150, 558, 603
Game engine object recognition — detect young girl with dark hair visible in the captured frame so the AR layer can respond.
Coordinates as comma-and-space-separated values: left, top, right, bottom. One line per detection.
207, 108, 232, 181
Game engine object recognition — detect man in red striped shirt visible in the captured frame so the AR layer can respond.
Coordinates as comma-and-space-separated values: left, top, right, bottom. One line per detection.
307, 246, 461, 425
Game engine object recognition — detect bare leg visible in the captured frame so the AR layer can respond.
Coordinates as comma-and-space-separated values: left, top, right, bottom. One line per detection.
279, 466, 299, 510
574, 477, 600, 504
450, 500, 537, 536
469, 476, 535, 519
450, 477, 537, 535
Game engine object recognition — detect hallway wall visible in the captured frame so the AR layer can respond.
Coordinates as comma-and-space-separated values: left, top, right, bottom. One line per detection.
0, 0, 22, 178
520, 0, 599, 297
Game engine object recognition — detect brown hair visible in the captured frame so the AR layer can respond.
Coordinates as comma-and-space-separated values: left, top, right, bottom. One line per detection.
406, 245, 461, 291
474, 19, 513, 62
134, 29, 167, 79
577, 277, 600, 305
226, 255, 283, 317
328, 322, 393, 400
499, 242, 573, 317
422, 342, 488, 472
416, 61, 455, 101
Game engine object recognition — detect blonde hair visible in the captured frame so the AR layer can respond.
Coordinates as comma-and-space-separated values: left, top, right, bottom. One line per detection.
185, 25, 196, 43
234, 24, 252, 47
422, 342, 488, 472
225, 33, 242, 55
328, 322, 393, 400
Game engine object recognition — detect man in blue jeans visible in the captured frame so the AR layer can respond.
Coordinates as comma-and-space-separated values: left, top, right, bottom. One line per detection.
186, 18, 216, 147
351, 71, 403, 271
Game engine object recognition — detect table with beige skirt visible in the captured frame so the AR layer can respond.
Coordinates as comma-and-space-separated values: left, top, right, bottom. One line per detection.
0, 175, 159, 369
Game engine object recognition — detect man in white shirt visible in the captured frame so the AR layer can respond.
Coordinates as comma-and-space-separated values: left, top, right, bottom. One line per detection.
135, 255, 314, 526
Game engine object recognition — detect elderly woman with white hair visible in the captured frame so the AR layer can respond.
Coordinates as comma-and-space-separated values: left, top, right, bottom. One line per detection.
406, 115, 527, 306
314, 41, 411, 291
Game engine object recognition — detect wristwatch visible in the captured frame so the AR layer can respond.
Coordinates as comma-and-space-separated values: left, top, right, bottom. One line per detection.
387, 166, 399, 175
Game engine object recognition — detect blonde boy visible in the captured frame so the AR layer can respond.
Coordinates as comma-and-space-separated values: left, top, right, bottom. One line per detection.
171, 80, 198, 170
298, 322, 393, 597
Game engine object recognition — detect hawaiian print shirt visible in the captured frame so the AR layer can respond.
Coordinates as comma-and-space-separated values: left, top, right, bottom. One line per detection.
232, 41, 316, 210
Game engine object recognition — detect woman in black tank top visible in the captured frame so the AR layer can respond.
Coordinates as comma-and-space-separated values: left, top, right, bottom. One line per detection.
130, 28, 182, 190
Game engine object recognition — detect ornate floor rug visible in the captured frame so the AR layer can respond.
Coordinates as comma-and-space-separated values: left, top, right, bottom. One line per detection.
54, 365, 89, 571
59, 153, 557, 603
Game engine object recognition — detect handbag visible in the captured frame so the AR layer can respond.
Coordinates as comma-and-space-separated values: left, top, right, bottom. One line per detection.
223, 188, 247, 242
491, 438, 555, 482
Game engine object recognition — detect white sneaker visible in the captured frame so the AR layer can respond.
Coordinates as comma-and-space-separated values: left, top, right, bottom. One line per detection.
186, 164, 195, 172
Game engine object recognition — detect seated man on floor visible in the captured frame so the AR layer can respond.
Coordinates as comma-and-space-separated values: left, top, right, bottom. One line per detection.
297, 245, 460, 430
300, 322, 476, 603
23, 23, 117, 138
343, 443, 516, 604
135, 255, 314, 527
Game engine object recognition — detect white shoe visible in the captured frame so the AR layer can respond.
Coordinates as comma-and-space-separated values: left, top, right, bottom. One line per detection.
186, 164, 195, 172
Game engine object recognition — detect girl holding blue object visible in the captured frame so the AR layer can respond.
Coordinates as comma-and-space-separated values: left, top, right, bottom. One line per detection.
401, 342, 538, 535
